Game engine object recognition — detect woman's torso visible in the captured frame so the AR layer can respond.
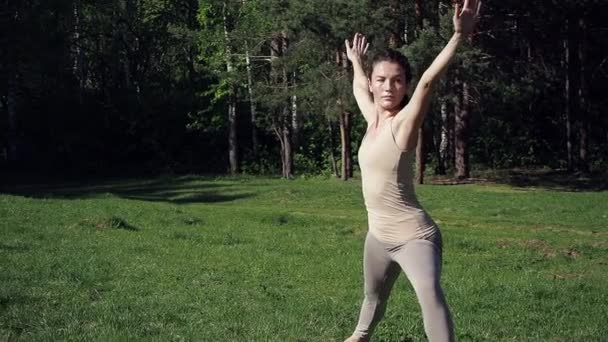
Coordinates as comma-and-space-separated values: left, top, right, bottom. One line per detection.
357, 116, 440, 246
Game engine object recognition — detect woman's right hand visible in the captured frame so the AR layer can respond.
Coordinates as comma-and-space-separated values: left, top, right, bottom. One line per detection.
345, 32, 369, 63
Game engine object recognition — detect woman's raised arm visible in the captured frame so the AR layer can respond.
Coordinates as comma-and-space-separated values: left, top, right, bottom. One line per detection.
394, 0, 481, 151
345, 33, 375, 124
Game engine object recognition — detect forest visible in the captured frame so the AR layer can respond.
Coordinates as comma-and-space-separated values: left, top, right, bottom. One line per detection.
2, 0, 607, 180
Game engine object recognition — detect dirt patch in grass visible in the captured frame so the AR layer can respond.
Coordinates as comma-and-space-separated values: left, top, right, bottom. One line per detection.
70, 216, 139, 231
496, 238, 585, 259
428, 168, 608, 191
523, 239, 558, 258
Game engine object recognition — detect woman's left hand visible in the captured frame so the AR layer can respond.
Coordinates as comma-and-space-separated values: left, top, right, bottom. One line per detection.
453, 0, 482, 36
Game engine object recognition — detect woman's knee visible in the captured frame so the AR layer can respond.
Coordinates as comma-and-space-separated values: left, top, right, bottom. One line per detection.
363, 285, 391, 303
412, 279, 446, 305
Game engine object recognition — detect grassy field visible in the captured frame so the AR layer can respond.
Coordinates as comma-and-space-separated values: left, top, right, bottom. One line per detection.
1, 175, 607, 341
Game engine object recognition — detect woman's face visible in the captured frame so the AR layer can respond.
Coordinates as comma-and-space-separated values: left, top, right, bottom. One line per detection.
368, 61, 408, 112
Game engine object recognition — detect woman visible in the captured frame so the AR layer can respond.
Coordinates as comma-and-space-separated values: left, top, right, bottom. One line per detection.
343, 1, 481, 341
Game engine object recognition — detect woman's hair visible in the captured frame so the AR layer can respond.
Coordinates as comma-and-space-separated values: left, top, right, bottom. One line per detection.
366, 48, 412, 82
366, 48, 412, 109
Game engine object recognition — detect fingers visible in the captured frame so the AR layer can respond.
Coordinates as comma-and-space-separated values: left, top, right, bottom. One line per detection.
469, 0, 478, 14
456, 0, 480, 17
354, 32, 367, 53
465, 0, 479, 12
347, 33, 369, 55
346, 33, 358, 52
358, 35, 366, 52
346, 33, 360, 52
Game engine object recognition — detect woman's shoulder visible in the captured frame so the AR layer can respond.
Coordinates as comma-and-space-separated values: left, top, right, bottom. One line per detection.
392, 104, 415, 124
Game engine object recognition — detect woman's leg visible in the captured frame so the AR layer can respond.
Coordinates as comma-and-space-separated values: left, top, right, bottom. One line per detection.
351, 232, 400, 340
392, 239, 454, 342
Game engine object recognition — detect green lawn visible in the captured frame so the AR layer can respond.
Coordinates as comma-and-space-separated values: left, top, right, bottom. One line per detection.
1, 175, 607, 341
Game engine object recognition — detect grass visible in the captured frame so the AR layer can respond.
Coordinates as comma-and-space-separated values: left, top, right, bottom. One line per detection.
1, 175, 607, 341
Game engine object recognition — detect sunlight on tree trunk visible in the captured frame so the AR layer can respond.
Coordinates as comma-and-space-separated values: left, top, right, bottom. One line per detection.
455, 79, 470, 180
223, 0, 238, 174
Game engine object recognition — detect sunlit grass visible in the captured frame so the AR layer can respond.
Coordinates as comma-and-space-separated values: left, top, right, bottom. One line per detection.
1, 176, 606, 341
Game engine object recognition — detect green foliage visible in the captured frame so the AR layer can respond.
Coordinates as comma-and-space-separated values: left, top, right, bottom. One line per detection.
240, 147, 281, 175
1, 0, 607, 175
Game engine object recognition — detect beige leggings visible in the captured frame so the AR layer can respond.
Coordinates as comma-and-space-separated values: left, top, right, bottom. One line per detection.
353, 232, 454, 342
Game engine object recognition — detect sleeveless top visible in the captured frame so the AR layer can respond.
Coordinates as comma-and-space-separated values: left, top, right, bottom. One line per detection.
357, 116, 441, 247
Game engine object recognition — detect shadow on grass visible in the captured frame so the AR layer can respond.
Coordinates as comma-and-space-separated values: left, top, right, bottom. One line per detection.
0, 242, 31, 252
0, 175, 256, 204
74, 216, 140, 231
501, 169, 608, 192
430, 168, 608, 192
0, 293, 41, 312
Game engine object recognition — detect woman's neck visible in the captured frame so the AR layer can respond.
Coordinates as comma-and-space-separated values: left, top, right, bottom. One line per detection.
375, 106, 399, 123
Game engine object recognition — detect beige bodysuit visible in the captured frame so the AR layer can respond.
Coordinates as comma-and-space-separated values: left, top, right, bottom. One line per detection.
357, 116, 440, 246
352, 116, 454, 342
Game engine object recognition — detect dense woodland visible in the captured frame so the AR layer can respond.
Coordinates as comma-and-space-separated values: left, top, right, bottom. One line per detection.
1, 0, 607, 180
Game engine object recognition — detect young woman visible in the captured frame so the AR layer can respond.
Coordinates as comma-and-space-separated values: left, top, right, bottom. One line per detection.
343, 1, 481, 341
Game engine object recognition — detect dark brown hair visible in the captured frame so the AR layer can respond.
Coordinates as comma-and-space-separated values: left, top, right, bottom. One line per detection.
366, 48, 412, 81
367, 48, 412, 109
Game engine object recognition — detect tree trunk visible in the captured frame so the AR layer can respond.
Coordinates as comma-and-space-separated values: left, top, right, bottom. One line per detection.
244, 40, 258, 157
273, 123, 285, 176
438, 100, 449, 175
281, 31, 293, 178
414, 0, 426, 184
291, 71, 299, 151
119, 0, 132, 90
338, 106, 352, 181
271, 30, 292, 178
525, 9, 533, 64
564, 14, 579, 172
403, 3, 409, 45
72, 0, 85, 103
431, 0, 441, 28
241, 0, 257, 158
414, 0, 424, 35
455, 80, 470, 180
227, 93, 238, 174
346, 114, 353, 178
432, 116, 441, 175
564, 36, 573, 171
223, 1, 238, 174
388, 0, 405, 48
282, 107, 293, 178
448, 93, 455, 169
339, 51, 353, 179
7, 55, 18, 163
338, 109, 348, 180
327, 118, 339, 177
6, 2, 18, 163
578, 15, 589, 173
416, 128, 425, 184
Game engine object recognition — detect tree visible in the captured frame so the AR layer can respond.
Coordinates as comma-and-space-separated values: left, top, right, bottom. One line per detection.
2, 0, 607, 177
